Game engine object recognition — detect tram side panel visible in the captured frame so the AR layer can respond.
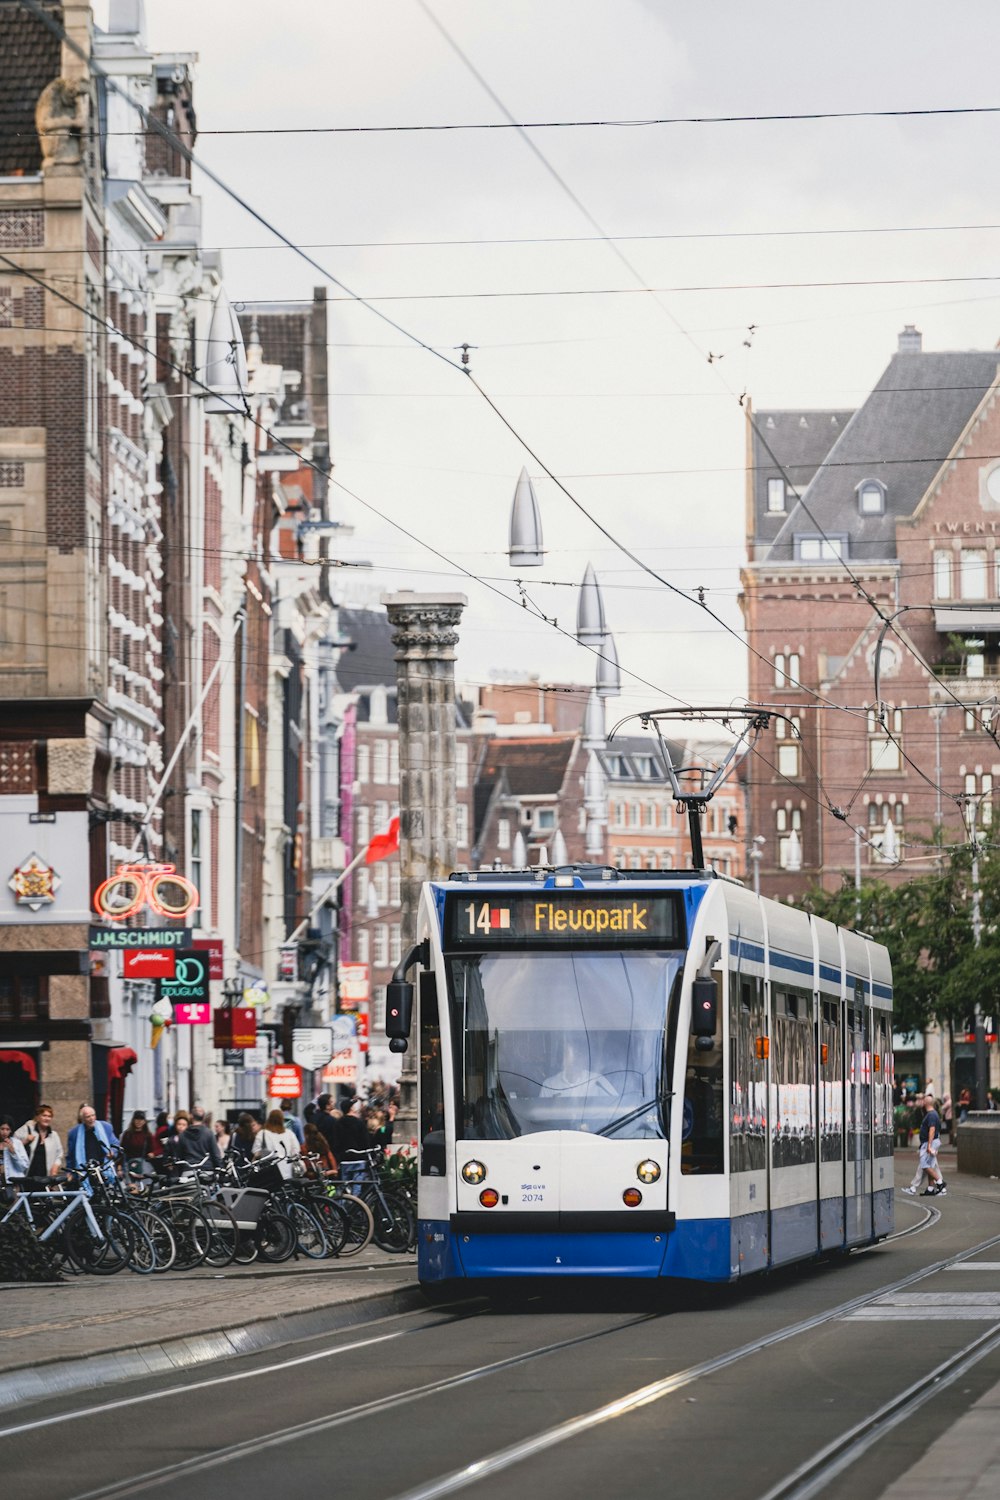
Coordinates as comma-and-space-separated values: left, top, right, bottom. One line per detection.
762, 900, 822, 1269
841, 928, 875, 1246
812, 915, 847, 1253
870, 938, 895, 1239
723, 884, 770, 1278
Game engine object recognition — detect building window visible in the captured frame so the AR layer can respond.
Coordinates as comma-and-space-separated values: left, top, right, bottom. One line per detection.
389, 741, 399, 782
374, 801, 389, 833
456, 803, 469, 845
633, 755, 654, 779
960, 549, 988, 600
535, 808, 556, 831
776, 805, 802, 868
355, 928, 370, 965
775, 715, 801, 778
372, 985, 387, 1032
643, 801, 656, 828
190, 809, 203, 906
966, 772, 994, 828
389, 925, 401, 967
373, 740, 389, 782
456, 741, 469, 789
767, 477, 786, 513
374, 924, 389, 967
796, 536, 845, 561
934, 551, 952, 601
868, 802, 904, 861
356, 744, 370, 784
390, 866, 401, 904
867, 707, 902, 772
613, 800, 626, 830
356, 806, 370, 845
373, 862, 390, 904
497, 817, 511, 850
964, 639, 986, 679
858, 480, 885, 515
629, 801, 642, 829
775, 652, 801, 689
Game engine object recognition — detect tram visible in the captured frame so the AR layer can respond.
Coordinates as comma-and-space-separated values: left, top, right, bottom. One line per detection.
386, 866, 893, 1287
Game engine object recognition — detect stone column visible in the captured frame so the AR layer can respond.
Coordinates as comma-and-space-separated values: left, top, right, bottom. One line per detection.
383, 592, 466, 1130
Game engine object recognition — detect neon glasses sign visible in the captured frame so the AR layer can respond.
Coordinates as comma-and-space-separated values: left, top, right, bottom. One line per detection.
93, 863, 199, 923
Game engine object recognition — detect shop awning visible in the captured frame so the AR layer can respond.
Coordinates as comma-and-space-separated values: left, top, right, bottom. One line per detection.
0, 1049, 38, 1081
107, 1047, 138, 1082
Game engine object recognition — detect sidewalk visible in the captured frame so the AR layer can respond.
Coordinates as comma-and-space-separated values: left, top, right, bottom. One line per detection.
0, 1249, 420, 1404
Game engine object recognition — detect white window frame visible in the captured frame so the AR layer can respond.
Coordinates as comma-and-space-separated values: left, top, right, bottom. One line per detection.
934, 550, 953, 601
960, 549, 988, 601
766, 477, 786, 513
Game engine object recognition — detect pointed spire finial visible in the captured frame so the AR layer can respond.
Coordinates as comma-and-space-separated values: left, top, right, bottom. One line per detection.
576, 562, 606, 644
508, 467, 544, 567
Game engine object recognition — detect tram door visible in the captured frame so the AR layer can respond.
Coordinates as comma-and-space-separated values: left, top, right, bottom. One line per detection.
846, 987, 873, 1244
731, 974, 769, 1276
817, 998, 845, 1250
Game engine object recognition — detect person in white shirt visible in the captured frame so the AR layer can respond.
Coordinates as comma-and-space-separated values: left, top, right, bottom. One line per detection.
253, 1108, 302, 1179
15, 1104, 63, 1180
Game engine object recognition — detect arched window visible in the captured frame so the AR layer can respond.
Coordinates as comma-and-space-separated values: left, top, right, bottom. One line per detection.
857, 479, 885, 515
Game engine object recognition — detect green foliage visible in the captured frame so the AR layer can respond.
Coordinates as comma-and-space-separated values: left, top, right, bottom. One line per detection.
800, 841, 1000, 1038
380, 1150, 417, 1188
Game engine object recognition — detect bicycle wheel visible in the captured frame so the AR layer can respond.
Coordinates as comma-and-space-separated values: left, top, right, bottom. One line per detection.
286, 1201, 328, 1259
157, 1200, 210, 1270
201, 1199, 238, 1268
330, 1193, 374, 1256
308, 1194, 349, 1256
132, 1208, 177, 1272
255, 1207, 297, 1263
368, 1190, 413, 1254
65, 1208, 134, 1275
118, 1212, 158, 1275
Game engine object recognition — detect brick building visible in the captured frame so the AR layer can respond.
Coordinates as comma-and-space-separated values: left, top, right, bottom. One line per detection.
741, 326, 1000, 1094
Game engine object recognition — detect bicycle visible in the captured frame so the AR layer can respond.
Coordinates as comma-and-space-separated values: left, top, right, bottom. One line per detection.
339, 1147, 415, 1254
2, 1178, 136, 1275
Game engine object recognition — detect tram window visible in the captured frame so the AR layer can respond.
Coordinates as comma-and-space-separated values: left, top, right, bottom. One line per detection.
447, 951, 680, 1141
419, 972, 447, 1176
682, 971, 724, 1175
771, 988, 815, 1169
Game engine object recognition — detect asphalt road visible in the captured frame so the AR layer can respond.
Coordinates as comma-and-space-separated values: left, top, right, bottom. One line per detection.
4, 1179, 1000, 1500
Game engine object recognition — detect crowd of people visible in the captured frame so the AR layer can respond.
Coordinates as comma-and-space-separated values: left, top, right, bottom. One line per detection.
0, 1080, 401, 1197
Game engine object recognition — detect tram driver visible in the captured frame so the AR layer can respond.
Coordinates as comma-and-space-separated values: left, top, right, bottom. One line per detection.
540, 1033, 617, 1101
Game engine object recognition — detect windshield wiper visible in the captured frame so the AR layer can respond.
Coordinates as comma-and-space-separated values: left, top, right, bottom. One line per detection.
597, 1090, 673, 1138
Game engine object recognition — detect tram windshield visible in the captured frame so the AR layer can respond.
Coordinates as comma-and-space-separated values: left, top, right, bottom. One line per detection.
447, 950, 682, 1139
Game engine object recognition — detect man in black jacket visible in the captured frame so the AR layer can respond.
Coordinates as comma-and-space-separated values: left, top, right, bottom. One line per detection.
338, 1098, 370, 1196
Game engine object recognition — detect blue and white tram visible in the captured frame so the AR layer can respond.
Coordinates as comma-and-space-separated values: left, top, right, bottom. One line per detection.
385, 867, 894, 1287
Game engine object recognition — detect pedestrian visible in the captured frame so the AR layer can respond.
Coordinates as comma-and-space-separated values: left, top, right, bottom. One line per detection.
902, 1090, 945, 1196
303, 1120, 337, 1177
14, 1103, 63, 1184
281, 1104, 304, 1146
253, 1108, 302, 1180
941, 1093, 954, 1143
163, 1110, 211, 1170
189, 1106, 222, 1166
0, 1117, 29, 1198
312, 1093, 340, 1159
228, 1112, 258, 1165
66, 1104, 119, 1187
338, 1097, 370, 1196
214, 1118, 231, 1156
119, 1111, 162, 1177
958, 1088, 972, 1123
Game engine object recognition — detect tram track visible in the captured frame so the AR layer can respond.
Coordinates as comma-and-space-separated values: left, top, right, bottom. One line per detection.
29, 1227, 1000, 1500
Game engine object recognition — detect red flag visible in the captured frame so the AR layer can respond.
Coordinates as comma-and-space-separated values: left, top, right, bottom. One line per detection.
364, 815, 400, 865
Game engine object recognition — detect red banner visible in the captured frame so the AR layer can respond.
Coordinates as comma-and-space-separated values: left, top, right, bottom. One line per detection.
213, 1007, 257, 1049
123, 948, 176, 980
192, 937, 224, 980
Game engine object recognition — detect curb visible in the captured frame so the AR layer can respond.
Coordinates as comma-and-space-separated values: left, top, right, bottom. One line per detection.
0, 1283, 426, 1409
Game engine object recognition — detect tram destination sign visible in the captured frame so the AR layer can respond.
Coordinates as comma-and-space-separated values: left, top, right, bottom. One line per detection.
445, 892, 682, 949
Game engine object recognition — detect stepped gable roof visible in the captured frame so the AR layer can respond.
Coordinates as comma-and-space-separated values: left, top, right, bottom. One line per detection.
335, 608, 397, 691
0, 2, 62, 176
766, 350, 1000, 565
750, 409, 852, 548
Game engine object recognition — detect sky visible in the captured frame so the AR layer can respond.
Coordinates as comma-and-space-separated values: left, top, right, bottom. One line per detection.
113, 0, 1000, 728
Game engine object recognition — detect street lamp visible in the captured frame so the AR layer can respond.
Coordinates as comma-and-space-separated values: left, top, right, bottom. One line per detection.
749, 835, 765, 896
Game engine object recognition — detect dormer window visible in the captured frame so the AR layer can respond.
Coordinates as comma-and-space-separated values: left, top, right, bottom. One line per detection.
857, 479, 886, 515
766, 478, 786, 514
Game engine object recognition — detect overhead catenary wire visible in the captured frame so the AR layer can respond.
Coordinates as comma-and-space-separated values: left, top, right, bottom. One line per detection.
11, 3, 983, 826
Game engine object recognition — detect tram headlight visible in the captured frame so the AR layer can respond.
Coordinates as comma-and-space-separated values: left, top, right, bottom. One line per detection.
479, 1188, 500, 1208
622, 1188, 643, 1208
636, 1159, 661, 1184
462, 1160, 487, 1185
